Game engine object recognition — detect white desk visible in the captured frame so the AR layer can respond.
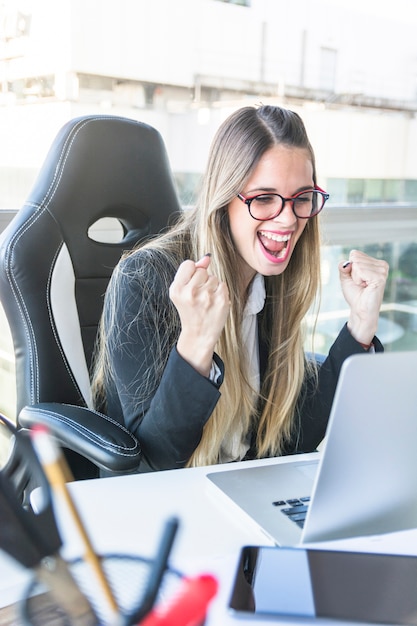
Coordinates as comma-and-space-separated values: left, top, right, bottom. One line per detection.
2, 453, 417, 625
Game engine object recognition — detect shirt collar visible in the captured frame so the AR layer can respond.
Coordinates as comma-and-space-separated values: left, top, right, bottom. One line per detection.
243, 273, 266, 318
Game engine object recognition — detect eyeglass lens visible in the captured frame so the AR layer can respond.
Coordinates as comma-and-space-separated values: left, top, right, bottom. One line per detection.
249, 191, 326, 220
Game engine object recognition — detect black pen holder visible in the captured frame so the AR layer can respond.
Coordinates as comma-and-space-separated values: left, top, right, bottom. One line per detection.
20, 553, 185, 626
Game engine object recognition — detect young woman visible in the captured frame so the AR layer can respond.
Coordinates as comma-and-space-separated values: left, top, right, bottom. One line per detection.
92, 105, 388, 472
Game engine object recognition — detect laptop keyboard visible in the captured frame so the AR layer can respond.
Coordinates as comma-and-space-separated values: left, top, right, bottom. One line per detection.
272, 496, 311, 528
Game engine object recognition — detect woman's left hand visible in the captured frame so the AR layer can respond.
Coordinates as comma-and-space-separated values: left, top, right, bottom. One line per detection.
338, 249, 389, 346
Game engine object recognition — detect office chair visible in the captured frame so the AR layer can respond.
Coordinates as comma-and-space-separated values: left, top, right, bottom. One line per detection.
0, 115, 182, 486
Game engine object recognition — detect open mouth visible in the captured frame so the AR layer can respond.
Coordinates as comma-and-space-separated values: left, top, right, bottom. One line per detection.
258, 230, 291, 260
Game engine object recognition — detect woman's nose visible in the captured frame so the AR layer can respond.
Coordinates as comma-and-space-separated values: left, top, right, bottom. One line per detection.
271, 199, 297, 224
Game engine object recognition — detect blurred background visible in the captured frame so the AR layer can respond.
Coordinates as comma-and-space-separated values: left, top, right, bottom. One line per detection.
1, 0, 417, 419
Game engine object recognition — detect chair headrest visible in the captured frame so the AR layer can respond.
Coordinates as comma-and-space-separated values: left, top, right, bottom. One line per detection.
0, 115, 182, 413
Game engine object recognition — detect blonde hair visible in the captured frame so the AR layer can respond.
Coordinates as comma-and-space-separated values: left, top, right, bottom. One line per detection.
92, 105, 321, 466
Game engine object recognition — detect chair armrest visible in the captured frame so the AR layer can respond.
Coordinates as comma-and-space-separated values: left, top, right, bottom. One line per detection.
19, 403, 141, 474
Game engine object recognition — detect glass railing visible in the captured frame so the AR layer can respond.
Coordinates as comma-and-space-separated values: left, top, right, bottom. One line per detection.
306, 241, 417, 355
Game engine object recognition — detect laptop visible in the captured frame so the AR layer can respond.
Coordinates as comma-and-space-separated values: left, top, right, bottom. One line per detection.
207, 350, 417, 546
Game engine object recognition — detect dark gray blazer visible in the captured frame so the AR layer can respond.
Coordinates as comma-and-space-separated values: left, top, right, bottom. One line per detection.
103, 250, 383, 472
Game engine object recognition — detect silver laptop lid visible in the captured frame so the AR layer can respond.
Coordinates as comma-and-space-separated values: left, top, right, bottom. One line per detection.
301, 350, 417, 543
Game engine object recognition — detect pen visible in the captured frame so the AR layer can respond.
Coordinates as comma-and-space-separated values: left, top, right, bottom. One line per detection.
138, 573, 218, 626
30, 425, 120, 623
126, 516, 179, 625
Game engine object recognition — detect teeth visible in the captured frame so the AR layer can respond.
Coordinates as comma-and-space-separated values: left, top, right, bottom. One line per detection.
259, 231, 291, 242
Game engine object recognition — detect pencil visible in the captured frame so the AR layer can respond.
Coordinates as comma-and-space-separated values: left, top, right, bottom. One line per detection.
31, 424, 120, 622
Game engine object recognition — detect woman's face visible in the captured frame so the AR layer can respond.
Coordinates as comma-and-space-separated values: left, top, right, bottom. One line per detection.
227, 144, 314, 290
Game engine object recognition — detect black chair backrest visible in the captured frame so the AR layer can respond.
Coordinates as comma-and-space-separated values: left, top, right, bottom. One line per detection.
0, 115, 181, 420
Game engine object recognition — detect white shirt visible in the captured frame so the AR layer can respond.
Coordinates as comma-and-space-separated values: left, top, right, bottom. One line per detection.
219, 273, 266, 463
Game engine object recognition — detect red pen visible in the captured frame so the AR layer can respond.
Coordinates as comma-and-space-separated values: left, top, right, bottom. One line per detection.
139, 574, 218, 626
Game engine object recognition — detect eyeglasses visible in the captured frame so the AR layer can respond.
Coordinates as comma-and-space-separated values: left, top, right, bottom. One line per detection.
237, 187, 329, 221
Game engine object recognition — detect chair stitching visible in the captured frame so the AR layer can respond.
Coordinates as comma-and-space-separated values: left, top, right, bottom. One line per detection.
4, 208, 45, 403
3, 117, 143, 403
61, 403, 136, 434
28, 407, 140, 456
42, 116, 149, 208
3, 119, 95, 402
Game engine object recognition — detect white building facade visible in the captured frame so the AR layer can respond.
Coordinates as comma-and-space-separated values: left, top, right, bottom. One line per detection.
1, 0, 417, 208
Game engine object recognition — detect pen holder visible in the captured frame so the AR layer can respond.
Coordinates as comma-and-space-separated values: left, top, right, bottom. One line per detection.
20, 553, 193, 626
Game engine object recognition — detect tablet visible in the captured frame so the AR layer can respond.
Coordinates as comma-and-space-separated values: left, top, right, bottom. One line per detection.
229, 545, 417, 624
